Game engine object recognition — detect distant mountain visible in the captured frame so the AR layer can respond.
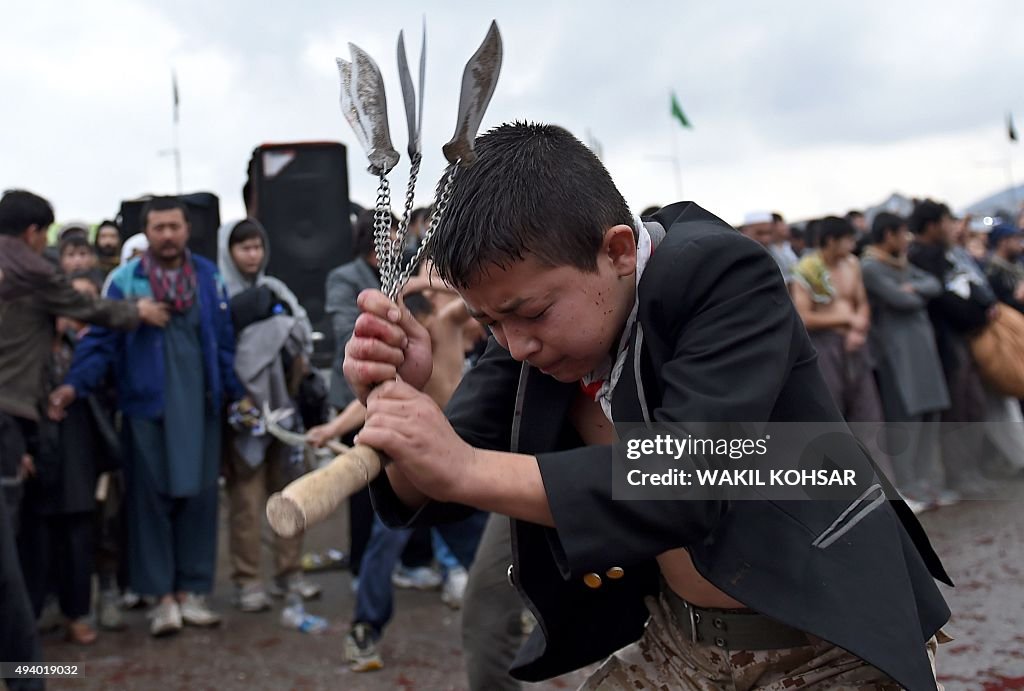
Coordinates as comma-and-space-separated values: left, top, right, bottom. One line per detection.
856, 186, 1023, 225
864, 192, 916, 221
962, 184, 1024, 220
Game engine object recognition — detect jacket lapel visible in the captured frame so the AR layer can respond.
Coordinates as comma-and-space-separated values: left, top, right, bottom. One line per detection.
515, 367, 575, 454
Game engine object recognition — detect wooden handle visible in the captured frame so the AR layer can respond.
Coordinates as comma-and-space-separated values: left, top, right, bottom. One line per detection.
266, 444, 383, 538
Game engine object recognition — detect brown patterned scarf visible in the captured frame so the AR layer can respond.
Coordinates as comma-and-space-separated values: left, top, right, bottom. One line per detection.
141, 249, 197, 313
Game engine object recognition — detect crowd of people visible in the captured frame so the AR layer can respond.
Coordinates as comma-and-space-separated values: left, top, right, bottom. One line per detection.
0, 190, 489, 690
1, 149, 1022, 688
735, 204, 1024, 513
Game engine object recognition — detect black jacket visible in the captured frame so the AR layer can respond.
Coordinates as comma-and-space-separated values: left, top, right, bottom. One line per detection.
372, 202, 951, 690
907, 241, 993, 374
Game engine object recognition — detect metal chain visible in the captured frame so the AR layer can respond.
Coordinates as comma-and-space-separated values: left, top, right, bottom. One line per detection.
386, 152, 423, 301
372, 175, 394, 296
392, 162, 459, 295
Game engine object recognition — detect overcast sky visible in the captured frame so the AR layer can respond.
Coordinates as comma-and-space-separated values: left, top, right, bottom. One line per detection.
3, 0, 1023, 228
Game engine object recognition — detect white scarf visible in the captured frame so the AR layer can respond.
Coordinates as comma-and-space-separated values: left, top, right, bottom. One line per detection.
580, 215, 653, 422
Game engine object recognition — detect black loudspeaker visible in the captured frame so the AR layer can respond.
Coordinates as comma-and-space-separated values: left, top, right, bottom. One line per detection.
247, 142, 352, 368
116, 192, 221, 261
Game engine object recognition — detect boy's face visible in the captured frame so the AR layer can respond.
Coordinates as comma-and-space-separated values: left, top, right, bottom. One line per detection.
460, 225, 637, 383
61, 246, 97, 273
230, 237, 265, 276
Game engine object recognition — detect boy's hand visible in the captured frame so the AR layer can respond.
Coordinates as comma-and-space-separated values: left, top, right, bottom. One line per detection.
844, 328, 867, 353
48, 384, 76, 421
344, 289, 433, 403
137, 298, 171, 327
306, 424, 335, 449
19, 454, 36, 480
358, 379, 474, 503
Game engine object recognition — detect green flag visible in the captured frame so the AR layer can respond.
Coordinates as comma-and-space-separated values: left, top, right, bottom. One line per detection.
670, 91, 692, 129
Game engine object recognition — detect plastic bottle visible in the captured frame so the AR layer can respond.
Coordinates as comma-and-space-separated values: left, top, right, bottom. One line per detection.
280, 593, 329, 633
280, 593, 305, 629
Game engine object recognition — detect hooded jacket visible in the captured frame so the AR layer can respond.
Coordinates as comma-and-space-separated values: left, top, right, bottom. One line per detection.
217, 219, 313, 468
216, 218, 313, 343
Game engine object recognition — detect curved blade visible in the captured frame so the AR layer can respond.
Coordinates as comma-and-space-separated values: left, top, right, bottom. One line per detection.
336, 58, 371, 154
397, 31, 419, 157
442, 21, 503, 167
349, 43, 400, 175
263, 404, 306, 448
417, 19, 426, 153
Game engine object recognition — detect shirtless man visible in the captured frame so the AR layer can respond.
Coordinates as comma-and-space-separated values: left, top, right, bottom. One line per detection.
344, 124, 949, 690
791, 215, 884, 427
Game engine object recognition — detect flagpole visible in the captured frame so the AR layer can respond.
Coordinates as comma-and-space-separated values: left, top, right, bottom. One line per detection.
172, 70, 182, 194
1008, 111, 1019, 212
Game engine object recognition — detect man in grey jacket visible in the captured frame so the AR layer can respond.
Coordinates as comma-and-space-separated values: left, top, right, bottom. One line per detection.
324, 209, 391, 577
861, 212, 952, 511
0, 189, 167, 690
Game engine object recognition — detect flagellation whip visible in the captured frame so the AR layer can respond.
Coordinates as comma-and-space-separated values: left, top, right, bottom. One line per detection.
266, 21, 503, 538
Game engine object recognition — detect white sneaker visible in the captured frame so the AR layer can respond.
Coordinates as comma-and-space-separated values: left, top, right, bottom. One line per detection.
234, 583, 271, 613
269, 573, 323, 601
178, 593, 221, 627
441, 567, 469, 609
391, 565, 442, 590
149, 600, 183, 637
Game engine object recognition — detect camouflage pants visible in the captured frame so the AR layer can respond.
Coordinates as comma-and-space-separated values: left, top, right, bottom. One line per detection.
579, 593, 943, 690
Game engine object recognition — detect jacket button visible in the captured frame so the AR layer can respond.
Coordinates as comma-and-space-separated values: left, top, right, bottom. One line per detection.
606, 567, 624, 580
506, 564, 516, 588
583, 573, 603, 589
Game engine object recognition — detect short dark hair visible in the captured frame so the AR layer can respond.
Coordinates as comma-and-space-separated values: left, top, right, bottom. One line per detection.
429, 122, 634, 289
229, 220, 264, 247
59, 234, 95, 257
845, 210, 864, 221
0, 189, 55, 236
97, 219, 120, 234
352, 208, 397, 259
69, 268, 104, 292
139, 196, 189, 230
816, 216, 855, 248
772, 212, 784, 223
870, 212, 906, 245
908, 199, 950, 235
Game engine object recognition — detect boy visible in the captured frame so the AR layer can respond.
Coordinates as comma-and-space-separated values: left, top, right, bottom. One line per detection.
216, 218, 321, 609
344, 123, 950, 689
58, 234, 98, 275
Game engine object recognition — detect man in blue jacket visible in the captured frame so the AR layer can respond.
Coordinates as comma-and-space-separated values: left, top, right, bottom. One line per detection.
50, 197, 244, 637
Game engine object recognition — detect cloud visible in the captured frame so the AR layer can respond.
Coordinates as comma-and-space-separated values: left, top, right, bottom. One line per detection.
2, 0, 1023, 226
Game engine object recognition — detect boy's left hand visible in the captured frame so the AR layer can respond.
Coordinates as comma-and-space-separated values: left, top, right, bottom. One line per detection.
358, 379, 475, 503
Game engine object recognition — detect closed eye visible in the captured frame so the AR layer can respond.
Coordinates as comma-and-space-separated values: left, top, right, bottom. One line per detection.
524, 306, 551, 322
